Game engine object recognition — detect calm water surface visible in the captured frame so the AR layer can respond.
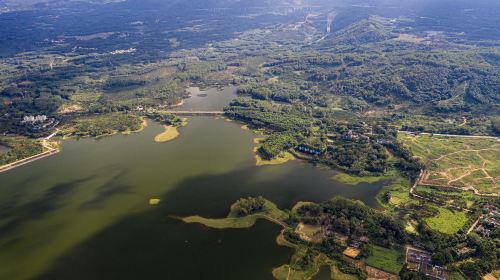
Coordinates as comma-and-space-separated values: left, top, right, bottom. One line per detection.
0, 88, 384, 280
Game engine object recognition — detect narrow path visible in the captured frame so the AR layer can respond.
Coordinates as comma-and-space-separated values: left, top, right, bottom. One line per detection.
466, 215, 482, 235
434, 148, 496, 161
459, 117, 467, 127
260, 214, 288, 228
398, 131, 500, 140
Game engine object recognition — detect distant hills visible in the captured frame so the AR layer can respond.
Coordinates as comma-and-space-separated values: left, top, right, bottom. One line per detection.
0, 0, 125, 11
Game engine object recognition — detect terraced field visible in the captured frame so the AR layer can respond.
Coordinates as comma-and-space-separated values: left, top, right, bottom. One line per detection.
399, 133, 500, 195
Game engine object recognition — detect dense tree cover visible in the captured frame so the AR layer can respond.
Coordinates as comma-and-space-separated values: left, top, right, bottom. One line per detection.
0, 137, 44, 165
225, 99, 313, 133
258, 133, 299, 160
230, 196, 266, 217
323, 140, 388, 175
245, 47, 500, 117
144, 112, 183, 126
225, 98, 411, 175
456, 234, 498, 280
294, 197, 407, 247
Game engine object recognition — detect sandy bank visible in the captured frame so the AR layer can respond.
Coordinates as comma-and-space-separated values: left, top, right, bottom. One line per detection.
154, 125, 180, 143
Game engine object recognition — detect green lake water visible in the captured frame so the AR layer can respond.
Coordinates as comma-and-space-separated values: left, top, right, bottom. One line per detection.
0, 87, 385, 280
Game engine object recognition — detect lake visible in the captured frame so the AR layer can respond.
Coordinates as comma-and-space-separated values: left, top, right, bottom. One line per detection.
0, 87, 384, 280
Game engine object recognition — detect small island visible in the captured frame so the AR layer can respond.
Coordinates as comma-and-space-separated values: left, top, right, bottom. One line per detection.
146, 112, 187, 143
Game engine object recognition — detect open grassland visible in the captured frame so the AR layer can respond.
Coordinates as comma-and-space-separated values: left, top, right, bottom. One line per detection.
424, 207, 468, 235
366, 245, 404, 274
399, 133, 500, 195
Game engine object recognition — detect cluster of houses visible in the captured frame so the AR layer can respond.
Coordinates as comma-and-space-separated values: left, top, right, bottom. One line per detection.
22, 115, 48, 123
475, 205, 500, 237
296, 144, 322, 155
406, 247, 447, 280
21, 115, 57, 130
343, 129, 370, 141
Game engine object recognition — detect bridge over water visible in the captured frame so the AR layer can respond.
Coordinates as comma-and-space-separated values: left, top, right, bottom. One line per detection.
164, 111, 224, 116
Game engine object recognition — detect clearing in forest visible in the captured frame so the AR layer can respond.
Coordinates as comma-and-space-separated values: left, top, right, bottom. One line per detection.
399, 133, 500, 195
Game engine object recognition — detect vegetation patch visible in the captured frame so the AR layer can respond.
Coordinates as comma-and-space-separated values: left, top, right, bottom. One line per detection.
424, 207, 468, 235
272, 250, 338, 280
62, 113, 143, 138
0, 137, 44, 165
376, 176, 412, 208
331, 170, 400, 185
365, 245, 404, 274
330, 265, 359, 280
181, 215, 259, 229
255, 149, 295, 166
179, 197, 288, 229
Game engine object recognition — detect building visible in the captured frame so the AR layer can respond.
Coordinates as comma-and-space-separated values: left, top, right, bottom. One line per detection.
296, 144, 322, 155
22, 115, 48, 123
406, 247, 447, 280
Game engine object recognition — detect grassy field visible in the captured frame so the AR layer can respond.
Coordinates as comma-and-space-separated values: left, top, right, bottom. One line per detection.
331, 171, 396, 185
366, 245, 404, 274
399, 133, 499, 195
424, 207, 468, 234
376, 175, 412, 208
62, 113, 143, 138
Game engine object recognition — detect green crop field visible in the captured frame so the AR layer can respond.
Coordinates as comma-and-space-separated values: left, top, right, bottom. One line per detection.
366, 245, 404, 274
424, 207, 469, 234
